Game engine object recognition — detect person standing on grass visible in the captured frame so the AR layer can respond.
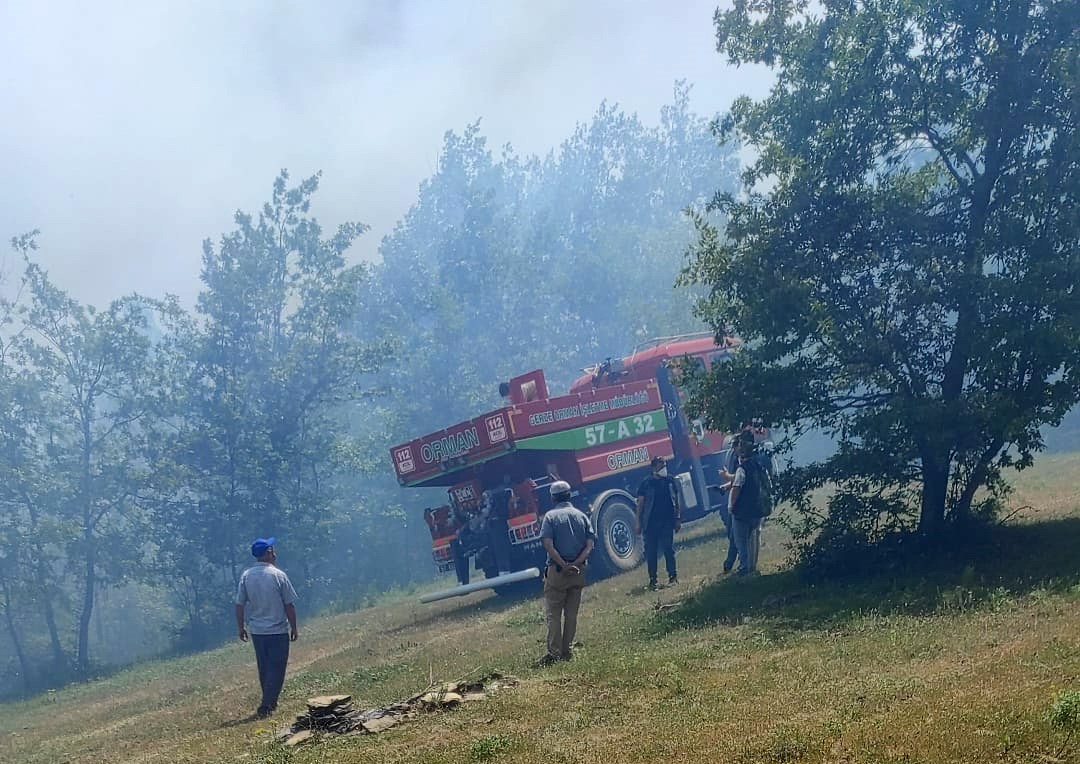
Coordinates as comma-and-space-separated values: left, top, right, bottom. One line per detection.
719, 429, 756, 574
538, 480, 595, 666
635, 456, 681, 590
726, 443, 766, 576
235, 537, 298, 718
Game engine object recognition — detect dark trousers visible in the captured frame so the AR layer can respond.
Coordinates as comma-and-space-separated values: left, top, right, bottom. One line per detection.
718, 505, 738, 570
452, 539, 470, 585
488, 518, 513, 573
251, 633, 290, 712
644, 524, 676, 583
724, 515, 739, 570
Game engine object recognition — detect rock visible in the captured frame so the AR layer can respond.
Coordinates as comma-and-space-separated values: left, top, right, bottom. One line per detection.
278, 672, 518, 743
285, 730, 313, 747
307, 695, 352, 710
360, 715, 401, 734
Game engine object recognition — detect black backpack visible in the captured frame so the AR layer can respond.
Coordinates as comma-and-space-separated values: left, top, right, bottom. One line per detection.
738, 459, 773, 519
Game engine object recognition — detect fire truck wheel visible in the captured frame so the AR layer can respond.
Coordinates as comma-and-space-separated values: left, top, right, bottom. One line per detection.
593, 496, 643, 575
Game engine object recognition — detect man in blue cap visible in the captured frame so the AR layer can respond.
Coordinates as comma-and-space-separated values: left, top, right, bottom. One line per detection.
235, 537, 298, 718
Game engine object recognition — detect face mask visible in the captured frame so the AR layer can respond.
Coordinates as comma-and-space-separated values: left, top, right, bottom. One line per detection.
656, 467, 668, 476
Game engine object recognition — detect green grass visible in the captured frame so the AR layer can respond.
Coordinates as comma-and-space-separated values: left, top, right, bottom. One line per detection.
3, 455, 1080, 763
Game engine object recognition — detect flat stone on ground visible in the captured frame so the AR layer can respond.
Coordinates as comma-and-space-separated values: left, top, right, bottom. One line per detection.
285, 730, 314, 747
360, 715, 401, 734
307, 695, 352, 709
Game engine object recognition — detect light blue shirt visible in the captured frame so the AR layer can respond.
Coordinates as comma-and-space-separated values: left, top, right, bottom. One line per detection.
236, 562, 297, 635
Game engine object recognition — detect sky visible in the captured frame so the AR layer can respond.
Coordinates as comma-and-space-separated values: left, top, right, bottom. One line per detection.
0, 0, 770, 308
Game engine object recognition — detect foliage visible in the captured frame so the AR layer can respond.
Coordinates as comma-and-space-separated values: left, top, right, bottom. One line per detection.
1049, 688, 1080, 730
682, 0, 1080, 552
369, 82, 736, 447
1048, 688, 1080, 756
469, 734, 515, 761
160, 170, 390, 641
8, 243, 170, 677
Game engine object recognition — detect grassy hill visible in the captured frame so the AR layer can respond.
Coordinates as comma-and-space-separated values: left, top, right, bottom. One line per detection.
2, 457, 1079, 764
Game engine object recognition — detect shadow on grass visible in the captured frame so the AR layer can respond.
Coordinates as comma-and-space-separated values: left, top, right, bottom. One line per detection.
651, 517, 1080, 638
395, 520, 727, 633
384, 584, 540, 635
674, 522, 726, 553
218, 712, 261, 728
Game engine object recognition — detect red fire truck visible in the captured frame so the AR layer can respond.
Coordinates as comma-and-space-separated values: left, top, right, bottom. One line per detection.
389, 333, 762, 601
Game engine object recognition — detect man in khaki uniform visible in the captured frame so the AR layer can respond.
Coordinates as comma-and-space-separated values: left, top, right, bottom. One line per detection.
537, 480, 595, 666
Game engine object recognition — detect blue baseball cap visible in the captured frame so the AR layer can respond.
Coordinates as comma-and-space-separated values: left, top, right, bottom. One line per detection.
251, 537, 276, 558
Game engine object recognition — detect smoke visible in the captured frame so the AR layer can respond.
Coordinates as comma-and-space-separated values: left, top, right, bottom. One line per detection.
0, 0, 770, 308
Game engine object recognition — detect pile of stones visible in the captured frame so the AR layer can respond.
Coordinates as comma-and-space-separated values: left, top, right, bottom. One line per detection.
291, 695, 362, 736
279, 672, 518, 747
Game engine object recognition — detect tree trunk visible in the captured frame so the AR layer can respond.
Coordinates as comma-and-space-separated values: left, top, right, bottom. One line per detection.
76, 542, 96, 676
24, 497, 67, 667
955, 439, 1005, 521
187, 579, 207, 649
1, 576, 33, 695
40, 586, 66, 668
918, 460, 949, 536
77, 404, 95, 676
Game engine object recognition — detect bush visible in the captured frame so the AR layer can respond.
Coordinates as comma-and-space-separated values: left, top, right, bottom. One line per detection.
470, 734, 515, 760
788, 481, 1004, 583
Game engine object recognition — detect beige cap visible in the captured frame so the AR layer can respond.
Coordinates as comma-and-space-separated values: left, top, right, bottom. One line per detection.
549, 480, 572, 496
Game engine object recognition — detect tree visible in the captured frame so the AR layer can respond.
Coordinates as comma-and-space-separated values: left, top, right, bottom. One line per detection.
0, 349, 69, 682
14, 253, 162, 676
373, 84, 739, 418
161, 170, 388, 640
683, 0, 1080, 542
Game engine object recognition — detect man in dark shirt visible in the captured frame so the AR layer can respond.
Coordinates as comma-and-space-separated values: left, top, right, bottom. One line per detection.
718, 445, 741, 573
718, 429, 756, 573
726, 443, 765, 575
635, 456, 681, 590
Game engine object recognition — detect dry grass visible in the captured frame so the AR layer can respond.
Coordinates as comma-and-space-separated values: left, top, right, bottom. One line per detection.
2, 456, 1080, 763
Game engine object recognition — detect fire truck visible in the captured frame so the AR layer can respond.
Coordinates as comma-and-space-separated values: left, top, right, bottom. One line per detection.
389, 333, 765, 602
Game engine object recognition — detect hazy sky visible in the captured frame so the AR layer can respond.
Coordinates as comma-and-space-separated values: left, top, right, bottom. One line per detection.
1, 1, 769, 308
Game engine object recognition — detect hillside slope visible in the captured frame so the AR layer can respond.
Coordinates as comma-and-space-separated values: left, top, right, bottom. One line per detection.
2, 457, 1079, 764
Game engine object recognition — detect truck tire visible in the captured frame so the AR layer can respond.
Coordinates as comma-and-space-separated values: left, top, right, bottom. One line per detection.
592, 496, 643, 576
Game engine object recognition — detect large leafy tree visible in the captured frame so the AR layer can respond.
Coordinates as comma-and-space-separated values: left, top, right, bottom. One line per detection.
162, 171, 388, 637
0, 341, 69, 687
374, 84, 738, 425
684, 0, 1080, 540
12, 253, 163, 676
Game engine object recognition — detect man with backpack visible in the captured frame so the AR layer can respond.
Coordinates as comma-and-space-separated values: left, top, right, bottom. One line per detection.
726, 441, 771, 576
